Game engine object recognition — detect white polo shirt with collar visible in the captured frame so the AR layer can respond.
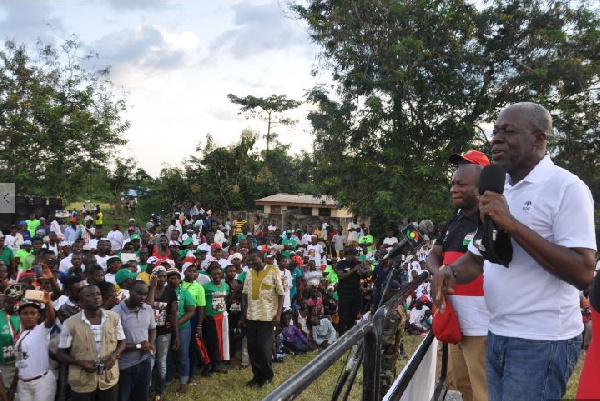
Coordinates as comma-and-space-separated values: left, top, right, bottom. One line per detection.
469, 155, 596, 341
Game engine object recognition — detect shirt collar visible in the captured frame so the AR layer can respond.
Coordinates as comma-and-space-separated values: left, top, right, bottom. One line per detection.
507, 155, 553, 187
81, 309, 106, 325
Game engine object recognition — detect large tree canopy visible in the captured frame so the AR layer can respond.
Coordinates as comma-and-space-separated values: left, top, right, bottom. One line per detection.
294, 0, 600, 235
0, 38, 129, 199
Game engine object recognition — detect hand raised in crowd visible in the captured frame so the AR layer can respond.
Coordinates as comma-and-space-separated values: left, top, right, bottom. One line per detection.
431, 265, 455, 313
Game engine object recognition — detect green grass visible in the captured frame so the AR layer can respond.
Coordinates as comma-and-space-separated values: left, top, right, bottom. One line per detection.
161, 334, 585, 401
162, 335, 423, 401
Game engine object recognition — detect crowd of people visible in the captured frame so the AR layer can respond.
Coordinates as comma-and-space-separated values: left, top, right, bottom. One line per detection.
0, 203, 437, 401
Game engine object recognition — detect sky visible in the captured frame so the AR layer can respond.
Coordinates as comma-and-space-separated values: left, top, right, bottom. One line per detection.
0, 0, 329, 176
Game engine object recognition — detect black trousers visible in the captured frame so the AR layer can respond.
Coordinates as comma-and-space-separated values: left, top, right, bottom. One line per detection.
203, 315, 221, 370
246, 320, 274, 382
71, 384, 118, 401
338, 295, 362, 335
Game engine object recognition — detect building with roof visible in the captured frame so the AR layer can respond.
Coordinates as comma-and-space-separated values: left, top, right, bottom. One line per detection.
254, 193, 352, 218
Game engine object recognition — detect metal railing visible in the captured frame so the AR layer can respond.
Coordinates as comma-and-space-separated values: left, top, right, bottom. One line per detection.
265, 271, 447, 401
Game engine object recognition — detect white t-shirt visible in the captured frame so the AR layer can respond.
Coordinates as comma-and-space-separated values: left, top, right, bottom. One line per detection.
95, 254, 109, 270
105, 273, 116, 284
468, 156, 597, 341
382, 236, 398, 247
409, 306, 429, 325
59, 255, 73, 273
107, 230, 124, 251
280, 268, 292, 309
347, 223, 360, 243
15, 323, 52, 380
306, 244, 323, 265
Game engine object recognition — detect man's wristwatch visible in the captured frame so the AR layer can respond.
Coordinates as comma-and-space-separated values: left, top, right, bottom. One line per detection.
136, 343, 142, 350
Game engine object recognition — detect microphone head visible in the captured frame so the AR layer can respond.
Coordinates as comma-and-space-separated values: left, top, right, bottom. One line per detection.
479, 164, 506, 195
418, 220, 434, 234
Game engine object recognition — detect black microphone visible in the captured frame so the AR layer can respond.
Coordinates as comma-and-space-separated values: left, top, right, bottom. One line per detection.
475, 164, 513, 267
479, 164, 506, 195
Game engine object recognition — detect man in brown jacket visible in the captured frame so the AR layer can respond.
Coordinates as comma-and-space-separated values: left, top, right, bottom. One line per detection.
56, 285, 126, 401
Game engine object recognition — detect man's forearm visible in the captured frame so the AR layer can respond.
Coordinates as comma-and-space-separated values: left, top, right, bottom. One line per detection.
451, 251, 484, 285
506, 219, 595, 289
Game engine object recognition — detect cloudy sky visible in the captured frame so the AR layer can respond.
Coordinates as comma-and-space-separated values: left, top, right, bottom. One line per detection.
0, 1, 329, 176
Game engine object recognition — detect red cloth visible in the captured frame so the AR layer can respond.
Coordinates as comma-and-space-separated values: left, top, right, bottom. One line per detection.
213, 312, 225, 360
432, 299, 463, 345
577, 307, 600, 399
195, 335, 211, 364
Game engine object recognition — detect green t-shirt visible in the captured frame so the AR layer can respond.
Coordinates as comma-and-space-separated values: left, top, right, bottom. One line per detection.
0, 247, 13, 267
15, 249, 34, 271
174, 287, 195, 328
237, 271, 247, 284
202, 281, 230, 317
181, 280, 206, 307
0, 310, 20, 364
25, 219, 40, 238
282, 239, 297, 249
326, 269, 339, 284
359, 234, 374, 253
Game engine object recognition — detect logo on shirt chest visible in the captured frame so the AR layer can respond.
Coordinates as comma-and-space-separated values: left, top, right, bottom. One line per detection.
462, 231, 476, 246
522, 200, 533, 211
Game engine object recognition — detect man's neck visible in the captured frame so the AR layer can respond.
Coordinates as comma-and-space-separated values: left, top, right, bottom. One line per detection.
462, 205, 479, 218
84, 308, 101, 319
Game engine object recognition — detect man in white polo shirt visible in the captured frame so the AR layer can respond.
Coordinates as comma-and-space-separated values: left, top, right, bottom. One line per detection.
433, 102, 596, 401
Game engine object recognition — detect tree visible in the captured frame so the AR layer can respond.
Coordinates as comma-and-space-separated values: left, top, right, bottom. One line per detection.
0, 37, 129, 199
227, 94, 302, 156
294, 0, 600, 236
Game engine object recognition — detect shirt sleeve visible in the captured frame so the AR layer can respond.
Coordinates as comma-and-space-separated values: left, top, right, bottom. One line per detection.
115, 316, 126, 341
148, 308, 157, 330
58, 319, 73, 349
552, 180, 597, 250
196, 285, 206, 307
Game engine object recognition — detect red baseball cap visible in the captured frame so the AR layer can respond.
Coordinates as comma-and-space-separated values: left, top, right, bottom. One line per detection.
449, 149, 490, 166
211, 243, 222, 250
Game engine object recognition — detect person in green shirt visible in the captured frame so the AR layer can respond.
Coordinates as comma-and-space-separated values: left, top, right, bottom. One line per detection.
181, 263, 206, 385
166, 268, 195, 393
202, 262, 230, 376
14, 241, 34, 272
358, 227, 374, 254
24, 214, 39, 239
0, 236, 14, 274
0, 284, 23, 393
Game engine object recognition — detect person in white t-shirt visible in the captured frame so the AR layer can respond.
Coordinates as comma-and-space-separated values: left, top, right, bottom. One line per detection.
14, 287, 56, 401
306, 237, 323, 266
433, 102, 597, 401
381, 229, 398, 249
276, 255, 293, 310
346, 218, 360, 246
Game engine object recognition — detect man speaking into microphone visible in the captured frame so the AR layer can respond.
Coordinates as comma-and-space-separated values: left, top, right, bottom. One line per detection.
432, 102, 597, 401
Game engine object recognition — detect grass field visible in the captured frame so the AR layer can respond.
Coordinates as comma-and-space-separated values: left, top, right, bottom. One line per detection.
161, 334, 424, 401
160, 334, 585, 401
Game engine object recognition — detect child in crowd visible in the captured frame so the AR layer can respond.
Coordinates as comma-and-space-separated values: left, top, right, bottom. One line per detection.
281, 312, 312, 354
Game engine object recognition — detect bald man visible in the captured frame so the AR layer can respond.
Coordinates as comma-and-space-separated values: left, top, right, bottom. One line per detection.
433, 102, 596, 401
